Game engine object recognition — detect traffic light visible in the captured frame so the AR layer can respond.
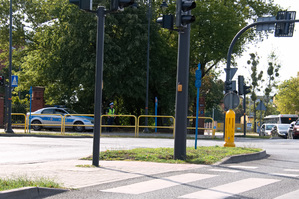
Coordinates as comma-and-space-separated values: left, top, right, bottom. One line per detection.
69, 0, 92, 10
157, 15, 174, 30
110, 0, 134, 12
244, 85, 251, 95
0, 76, 4, 86
225, 81, 232, 92
275, 11, 296, 37
238, 75, 244, 95
176, 0, 196, 28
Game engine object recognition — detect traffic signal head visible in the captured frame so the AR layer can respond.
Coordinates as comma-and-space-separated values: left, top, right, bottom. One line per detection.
275, 11, 296, 37
225, 81, 232, 93
69, 0, 92, 10
238, 75, 244, 95
0, 76, 4, 86
244, 85, 251, 94
176, 0, 196, 28
157, 15, 174, 30
110, 0, 134, 12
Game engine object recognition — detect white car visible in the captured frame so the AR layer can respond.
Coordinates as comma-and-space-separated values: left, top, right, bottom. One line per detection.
27, 107, 94, 132
260, 123, 276, 136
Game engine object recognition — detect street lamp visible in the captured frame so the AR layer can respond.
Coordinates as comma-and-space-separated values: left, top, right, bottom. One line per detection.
6, 0, 14, 133
144, 0, 151, 132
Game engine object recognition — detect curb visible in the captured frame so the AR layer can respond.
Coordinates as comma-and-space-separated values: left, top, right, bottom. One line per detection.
213, 150, 268, 165
0, 187, 68, 199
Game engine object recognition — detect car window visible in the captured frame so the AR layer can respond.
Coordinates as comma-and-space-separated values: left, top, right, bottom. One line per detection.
41, 109, 54, 114
266, 125, 275, 130
55, 109, 67, 115
296, 121, 299, 125
278, 125, 289, 130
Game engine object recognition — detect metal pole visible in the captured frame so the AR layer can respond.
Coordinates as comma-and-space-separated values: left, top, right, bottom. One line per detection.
144, 0, 151, 132
92, 6, 105, 167
244, 93, 246, 136
174, 18, 191, 160
6, 0, 14, 133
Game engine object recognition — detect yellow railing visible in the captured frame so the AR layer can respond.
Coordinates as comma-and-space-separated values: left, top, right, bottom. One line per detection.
11, 113, 27, 133
137, 115, 175, 137
63, 114, 94, 133
187, 116, 216, 138
27, 114, 64, 134
100, 115, 137, 136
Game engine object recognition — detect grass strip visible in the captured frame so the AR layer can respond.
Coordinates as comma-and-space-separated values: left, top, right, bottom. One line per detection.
82, 146, 262, 165
0, 176, 63, 191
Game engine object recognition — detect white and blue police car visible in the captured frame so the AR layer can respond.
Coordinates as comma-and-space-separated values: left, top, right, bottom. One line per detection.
27, 107, 94, 132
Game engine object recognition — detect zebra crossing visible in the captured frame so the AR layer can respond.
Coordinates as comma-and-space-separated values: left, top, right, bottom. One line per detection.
99, 165, 299, 199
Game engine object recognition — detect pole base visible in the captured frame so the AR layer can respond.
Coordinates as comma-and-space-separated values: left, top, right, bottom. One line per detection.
224, 142, 235, 147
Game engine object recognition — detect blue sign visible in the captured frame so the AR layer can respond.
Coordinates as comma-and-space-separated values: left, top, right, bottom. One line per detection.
11, 75, 18, 87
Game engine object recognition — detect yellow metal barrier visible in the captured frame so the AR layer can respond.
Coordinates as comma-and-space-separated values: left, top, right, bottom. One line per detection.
11, 113, 27, 133
137, 115, 175, 137
26, 114, 64, 134
100, 115, 137, 136
63, 114, 94, 133
187, 116, 216, 138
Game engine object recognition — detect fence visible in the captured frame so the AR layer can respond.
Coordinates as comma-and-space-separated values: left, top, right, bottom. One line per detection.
10, 113, 220, 137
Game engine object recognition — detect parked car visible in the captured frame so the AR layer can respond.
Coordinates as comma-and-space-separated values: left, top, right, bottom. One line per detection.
27, 107, 94, 132
270, 124, 290, 138
260, 124, 276, 136
293, 120, 299, 138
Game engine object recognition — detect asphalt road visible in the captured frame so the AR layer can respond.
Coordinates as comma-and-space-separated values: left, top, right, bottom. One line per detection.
1, 135, 299, 198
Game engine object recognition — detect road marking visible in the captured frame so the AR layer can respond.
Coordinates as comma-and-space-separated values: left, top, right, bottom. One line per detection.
209, 169, 240, 173
270, 173, 299, 177
284, 169, 299, 172
101, 173, 217, 195
274, 189, 299, 199
228, 165, 258, 169
179, 178, 279, 199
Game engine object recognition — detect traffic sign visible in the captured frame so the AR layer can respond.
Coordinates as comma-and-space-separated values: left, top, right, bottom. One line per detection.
223, 92, 240, 110
11, 75, 18, 87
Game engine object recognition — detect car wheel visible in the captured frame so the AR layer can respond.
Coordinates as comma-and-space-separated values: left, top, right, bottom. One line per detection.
73, 121, 85, 132
31, 120, 42, 131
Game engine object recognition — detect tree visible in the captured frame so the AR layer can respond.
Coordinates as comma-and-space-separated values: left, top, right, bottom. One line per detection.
275, 76, 299, 114
263, 51, 281, 116
247, 53, 263, 132
189, 0, 280, 77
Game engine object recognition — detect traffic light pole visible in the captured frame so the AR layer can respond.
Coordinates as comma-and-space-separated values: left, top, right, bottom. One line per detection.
92, 6, 105, 167
5, 0, 14, 133
174, 20, 191, 160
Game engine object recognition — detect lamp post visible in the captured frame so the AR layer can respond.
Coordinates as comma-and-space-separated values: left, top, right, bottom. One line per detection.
144, 0, 151, 132
6, 0, 14, 133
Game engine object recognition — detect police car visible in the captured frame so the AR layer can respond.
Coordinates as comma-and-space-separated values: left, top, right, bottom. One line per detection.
27, 107, 94, 132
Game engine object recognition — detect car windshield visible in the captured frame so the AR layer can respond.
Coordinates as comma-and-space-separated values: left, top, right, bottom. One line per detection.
277, 125, 289, 130
64, 108, 78, 114
266, 125, 275, 130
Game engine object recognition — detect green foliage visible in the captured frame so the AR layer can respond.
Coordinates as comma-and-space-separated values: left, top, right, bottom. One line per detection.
91, 146, 262, 165
275, 76, 299, 114
0, 176, 62, 191
0, 0, 281, 118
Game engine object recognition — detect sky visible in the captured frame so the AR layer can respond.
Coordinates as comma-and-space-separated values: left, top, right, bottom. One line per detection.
218, 0, 299, 85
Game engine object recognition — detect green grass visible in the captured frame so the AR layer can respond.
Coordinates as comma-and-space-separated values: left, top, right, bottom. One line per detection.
0, 176, 63, 191
82, 146, 262, 165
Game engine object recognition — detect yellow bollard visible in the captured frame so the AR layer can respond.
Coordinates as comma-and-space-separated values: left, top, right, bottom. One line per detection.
224, 109, 236, 147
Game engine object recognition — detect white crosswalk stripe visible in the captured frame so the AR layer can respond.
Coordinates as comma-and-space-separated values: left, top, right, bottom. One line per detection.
228, 165, 258, 169
269, 173, 299, 177
274, 189, 299, 199
284, 169, 299, 172
179, 178, 280, 199
101, 173, 217, 195
208, 169, 240, 173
